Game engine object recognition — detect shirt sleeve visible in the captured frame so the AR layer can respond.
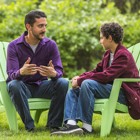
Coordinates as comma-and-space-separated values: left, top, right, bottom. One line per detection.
77, 54, 128, 86
49, 41, 63, 80
6, 42, 23, 81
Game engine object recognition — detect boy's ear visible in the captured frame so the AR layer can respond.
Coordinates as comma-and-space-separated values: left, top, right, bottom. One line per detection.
109, 35, 113, 41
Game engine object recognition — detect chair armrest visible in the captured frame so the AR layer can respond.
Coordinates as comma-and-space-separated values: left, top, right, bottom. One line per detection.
0, 80, 13, 108
0, 80, 5, 89
100, 77, 140, 128
0, 80, 7, 95
115, 78, 140, 82
109, 78, 140, 108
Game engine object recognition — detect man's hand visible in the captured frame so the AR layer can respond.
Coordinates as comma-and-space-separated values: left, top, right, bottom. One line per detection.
39, 60, 57, 78
20, 57, 39, 75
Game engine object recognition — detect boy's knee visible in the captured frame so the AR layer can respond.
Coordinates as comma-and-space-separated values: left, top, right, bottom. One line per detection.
81, 79, 99, 89
81, 79, 91, 87
66, 88, 77, 99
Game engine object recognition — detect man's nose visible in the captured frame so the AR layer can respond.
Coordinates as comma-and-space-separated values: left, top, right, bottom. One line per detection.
42, 26, 46, 32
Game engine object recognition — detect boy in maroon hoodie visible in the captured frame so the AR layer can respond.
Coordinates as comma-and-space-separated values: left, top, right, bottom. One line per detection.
50, 22, 140, 136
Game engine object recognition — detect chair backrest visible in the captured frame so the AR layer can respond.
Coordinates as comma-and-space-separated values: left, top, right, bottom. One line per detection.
0, 42, 9, 105
0, 41, 140, 78
0, 42, 8, 81
128, 43, 140, 73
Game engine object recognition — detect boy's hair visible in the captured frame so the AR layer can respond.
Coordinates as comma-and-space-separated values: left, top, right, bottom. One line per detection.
24, 10, 47, 29
100, 22, 124, 43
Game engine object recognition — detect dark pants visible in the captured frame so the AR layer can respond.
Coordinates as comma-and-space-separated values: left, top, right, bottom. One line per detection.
7, 78, 68, 130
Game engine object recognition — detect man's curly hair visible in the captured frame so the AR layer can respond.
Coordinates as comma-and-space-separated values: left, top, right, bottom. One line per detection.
100, 22, 124, 43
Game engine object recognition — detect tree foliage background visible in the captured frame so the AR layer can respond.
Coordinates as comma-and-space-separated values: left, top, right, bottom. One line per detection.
0, 0, 140, 78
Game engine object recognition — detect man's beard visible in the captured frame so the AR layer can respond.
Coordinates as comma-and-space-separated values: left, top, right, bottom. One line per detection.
32, 30, 45, 41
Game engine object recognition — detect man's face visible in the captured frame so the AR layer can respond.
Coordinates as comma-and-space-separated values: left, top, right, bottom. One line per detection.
30, 17, 47, 40
100, 32, 111, 50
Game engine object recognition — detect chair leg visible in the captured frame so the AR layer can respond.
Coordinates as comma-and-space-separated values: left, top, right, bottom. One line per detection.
112, 116, 117, 128
100, 102, 115, 137
3, 95, 18, 131
0, 84, 18, 131
4, 96, 18, 131
33, 109, 45, 124
6, 105, 18, 131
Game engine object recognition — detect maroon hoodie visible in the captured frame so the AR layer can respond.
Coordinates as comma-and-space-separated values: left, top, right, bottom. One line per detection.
77, 43, 140, 120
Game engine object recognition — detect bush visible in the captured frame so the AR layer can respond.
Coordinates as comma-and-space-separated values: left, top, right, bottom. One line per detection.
0, 0, 140, 79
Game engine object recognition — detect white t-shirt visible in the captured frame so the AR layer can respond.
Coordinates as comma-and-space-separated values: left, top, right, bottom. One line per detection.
29, 44, 38, 53
108, 52, 114, 67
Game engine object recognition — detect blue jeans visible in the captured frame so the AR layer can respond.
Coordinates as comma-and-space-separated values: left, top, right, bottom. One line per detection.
64, 79, 127, 125
7, 78, 68, 130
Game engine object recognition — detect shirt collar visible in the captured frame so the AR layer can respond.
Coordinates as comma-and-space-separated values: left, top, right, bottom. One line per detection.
114, 43, 122, 55
16, 31, 50, 45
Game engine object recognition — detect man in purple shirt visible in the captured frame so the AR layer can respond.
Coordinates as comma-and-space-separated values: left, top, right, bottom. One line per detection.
50, 22, 140, 136
6, 10, 68, 132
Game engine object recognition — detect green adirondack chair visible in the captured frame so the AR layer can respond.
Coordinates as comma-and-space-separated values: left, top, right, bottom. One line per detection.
0, 86, 4, 114
0, 42, 5, 114
93, 43, 140, 137
0, 41, 69, 131
0, 97, 4, 113
0, 41, 140, 137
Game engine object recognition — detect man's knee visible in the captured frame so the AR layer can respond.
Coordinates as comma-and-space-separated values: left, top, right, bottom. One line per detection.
8, 80, 20, 88
53, 78, 69, 97
7, 80, 23, 94
56, 78, 69, 89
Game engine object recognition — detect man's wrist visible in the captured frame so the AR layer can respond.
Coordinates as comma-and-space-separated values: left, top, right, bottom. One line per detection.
52, 71, 57, 78
20, 68, 24, 76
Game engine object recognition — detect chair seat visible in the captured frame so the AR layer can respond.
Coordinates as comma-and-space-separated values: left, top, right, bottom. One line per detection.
116, 102, 128, 113
94, 99, 128, 113
95, 99, 108, 104
28, 98, 51, 110
94, 99, 108, 112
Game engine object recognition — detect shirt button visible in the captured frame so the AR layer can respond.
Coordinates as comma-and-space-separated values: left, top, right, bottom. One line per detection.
135, 98, 137, 100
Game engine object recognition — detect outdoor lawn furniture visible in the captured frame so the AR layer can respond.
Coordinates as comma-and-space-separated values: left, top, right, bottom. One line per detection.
0, 41, 140, 137
0, 41, 69, 131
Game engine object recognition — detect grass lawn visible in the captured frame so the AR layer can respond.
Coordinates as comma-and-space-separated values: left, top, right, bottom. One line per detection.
0, 110, 140, 140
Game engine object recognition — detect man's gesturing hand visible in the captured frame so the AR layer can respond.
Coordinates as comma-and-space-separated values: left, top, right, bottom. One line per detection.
39, 60, 57, 78
20, 57, 39, 75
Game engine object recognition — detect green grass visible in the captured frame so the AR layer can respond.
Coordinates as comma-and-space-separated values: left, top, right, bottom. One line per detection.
0, 111, 140, 140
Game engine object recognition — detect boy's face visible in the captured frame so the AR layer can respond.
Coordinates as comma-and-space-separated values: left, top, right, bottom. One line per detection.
100, 32, 111, 50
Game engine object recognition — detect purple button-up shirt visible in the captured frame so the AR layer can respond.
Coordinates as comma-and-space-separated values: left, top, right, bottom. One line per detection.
6, 31, 63, 85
